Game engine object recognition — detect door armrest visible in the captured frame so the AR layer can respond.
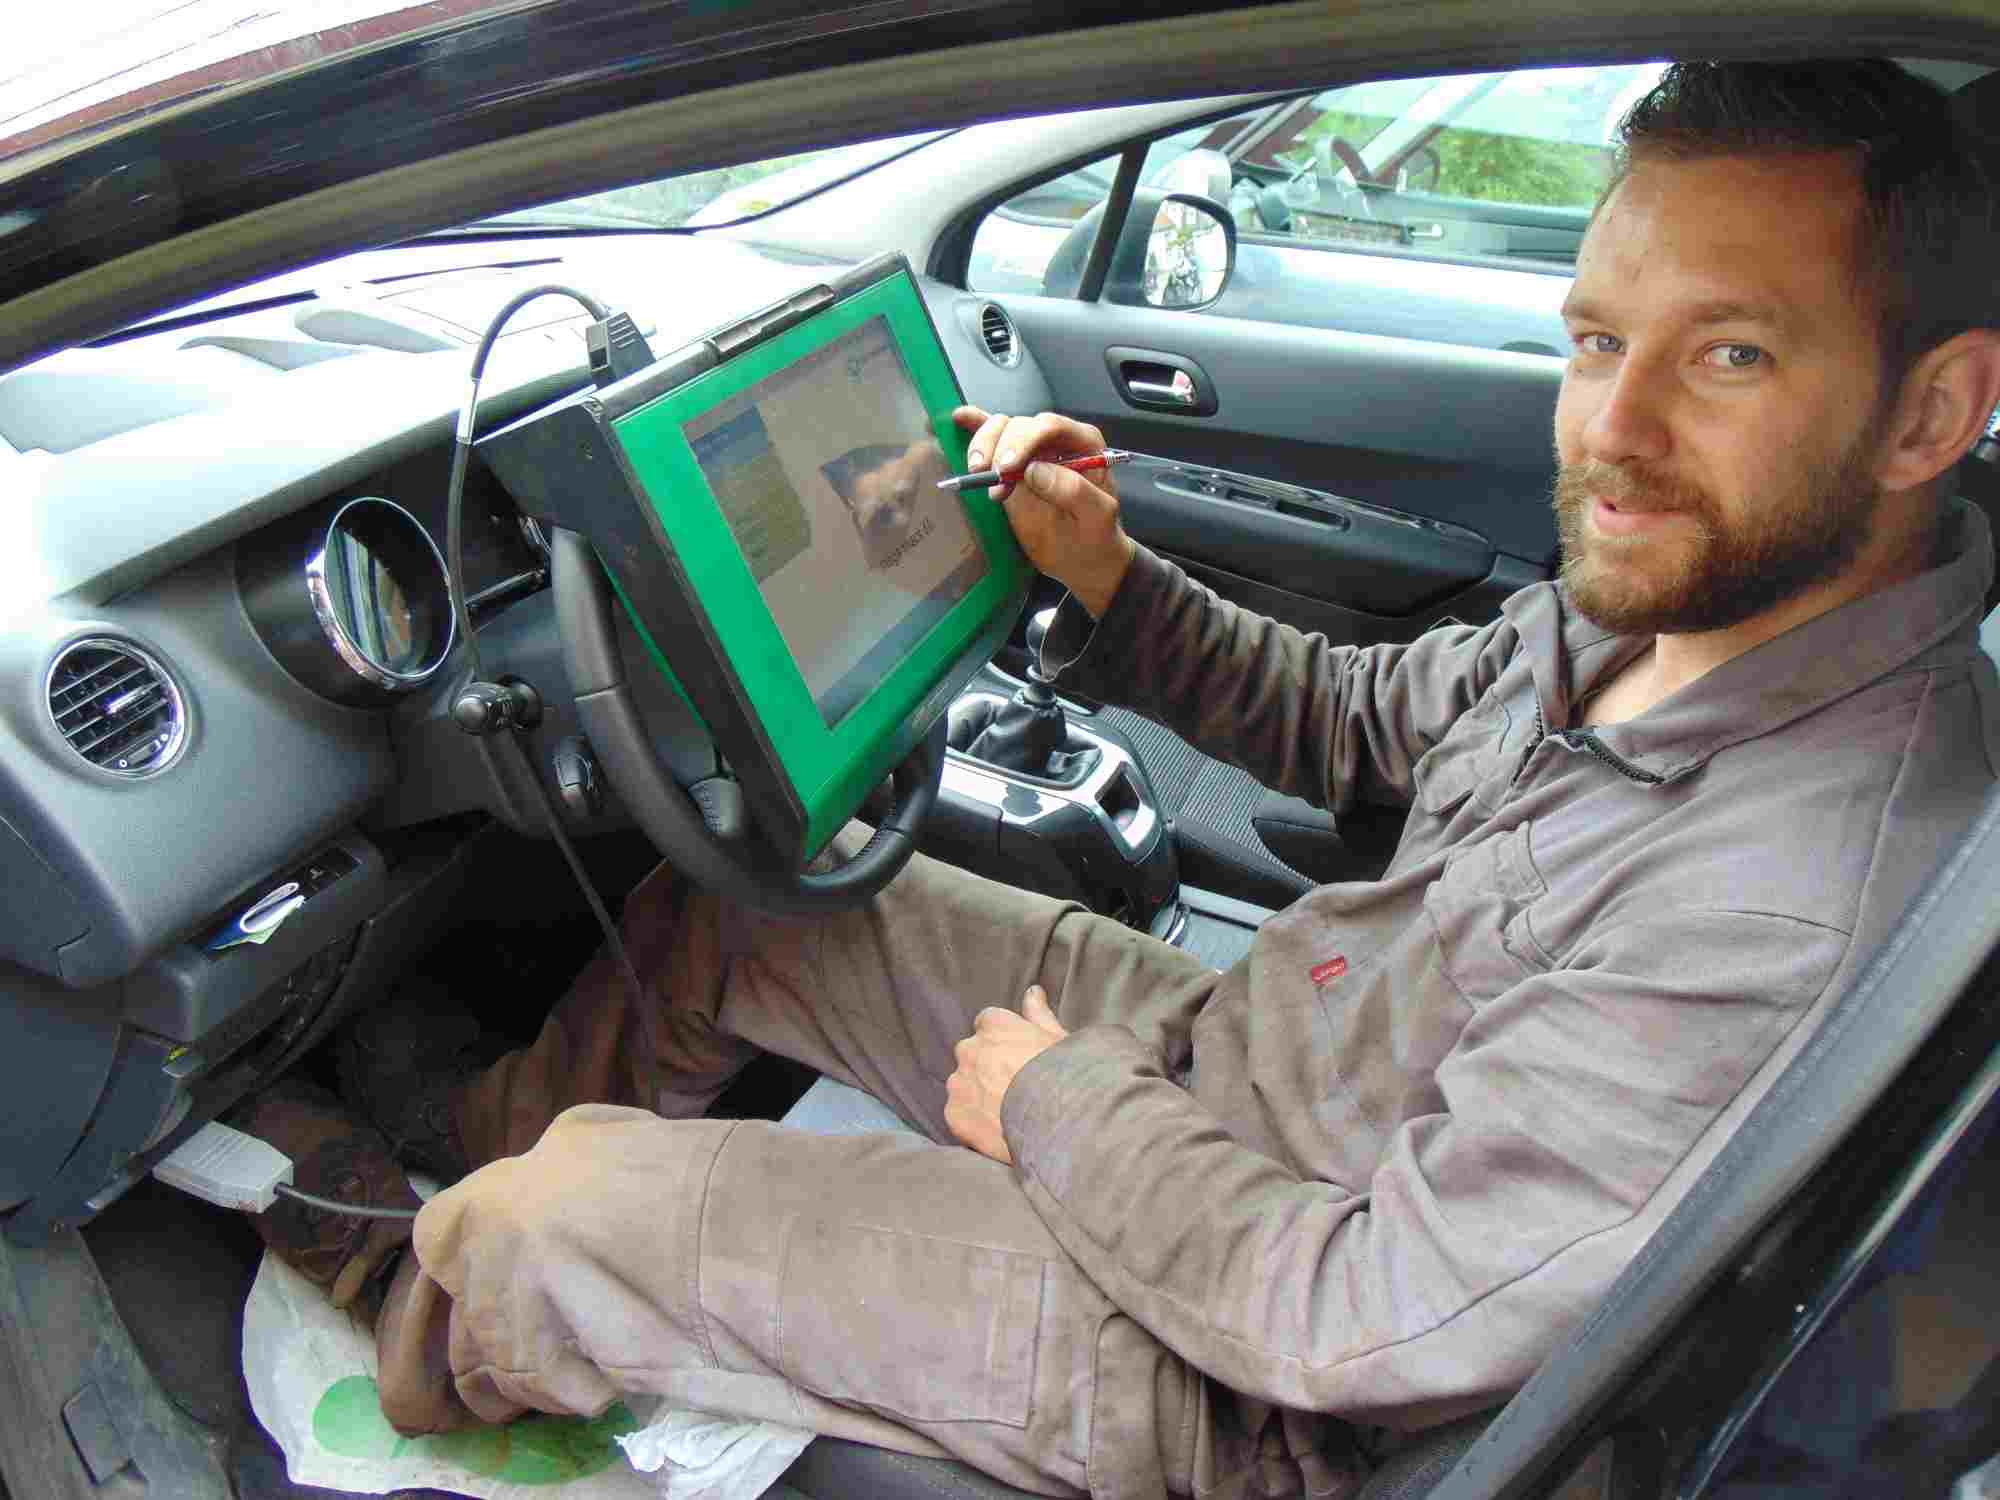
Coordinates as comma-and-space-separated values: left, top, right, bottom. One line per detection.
1251, 791, 1403, 886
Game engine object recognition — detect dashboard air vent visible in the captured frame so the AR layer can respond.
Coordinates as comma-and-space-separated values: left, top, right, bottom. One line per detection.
978, 303, 1020, 367
46, 638, 187, 776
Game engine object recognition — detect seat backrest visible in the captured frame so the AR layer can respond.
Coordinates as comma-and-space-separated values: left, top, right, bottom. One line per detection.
1354, 1411, 1497, 1499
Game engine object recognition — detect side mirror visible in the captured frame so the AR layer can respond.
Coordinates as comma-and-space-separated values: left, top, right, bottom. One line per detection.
1103, 188, 1237, 311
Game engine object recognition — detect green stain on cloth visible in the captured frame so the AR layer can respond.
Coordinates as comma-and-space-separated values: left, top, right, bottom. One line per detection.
311, 1374, 640, 1484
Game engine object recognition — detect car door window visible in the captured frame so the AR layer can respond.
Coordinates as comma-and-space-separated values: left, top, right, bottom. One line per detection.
965, 65, 1668, 356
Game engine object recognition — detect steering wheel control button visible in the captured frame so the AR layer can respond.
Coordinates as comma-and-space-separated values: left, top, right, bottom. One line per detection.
451, 678, 543, 735
553, 737, 604, 819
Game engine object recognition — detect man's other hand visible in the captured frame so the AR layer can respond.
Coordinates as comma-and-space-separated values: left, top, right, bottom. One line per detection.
945, 985, 1069, 1165
954, 407, 1137, 618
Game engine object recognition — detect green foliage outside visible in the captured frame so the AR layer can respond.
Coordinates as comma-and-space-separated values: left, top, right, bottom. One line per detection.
1430, 130, 1611, 208
1301, 109, 1611, 210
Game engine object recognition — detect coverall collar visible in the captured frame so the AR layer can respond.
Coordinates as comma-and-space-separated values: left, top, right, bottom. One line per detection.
1506, 499, 1996, 783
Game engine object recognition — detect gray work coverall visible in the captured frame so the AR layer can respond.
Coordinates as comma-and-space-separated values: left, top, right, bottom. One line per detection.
393, 503, 1998, 1499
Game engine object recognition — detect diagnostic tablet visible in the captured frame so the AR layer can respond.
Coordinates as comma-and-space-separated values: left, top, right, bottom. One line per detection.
479, 254, 1030, 867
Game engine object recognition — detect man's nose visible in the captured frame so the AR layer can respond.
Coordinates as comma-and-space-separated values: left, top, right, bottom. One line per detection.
1578, 355, 1672, 467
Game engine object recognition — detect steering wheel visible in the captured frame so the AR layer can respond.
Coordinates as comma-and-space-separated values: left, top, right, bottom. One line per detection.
550, 527, 945, 913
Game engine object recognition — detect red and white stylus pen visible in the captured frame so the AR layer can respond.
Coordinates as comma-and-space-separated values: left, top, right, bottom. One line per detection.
936, 449, 1133, 493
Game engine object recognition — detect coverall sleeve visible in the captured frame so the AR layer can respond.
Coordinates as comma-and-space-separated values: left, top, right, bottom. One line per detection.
998, 908, 1846, 1421
1045, 546, 1520, 813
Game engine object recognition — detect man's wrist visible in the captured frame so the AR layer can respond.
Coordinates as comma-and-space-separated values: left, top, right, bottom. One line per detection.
1072, 535, 1138, 620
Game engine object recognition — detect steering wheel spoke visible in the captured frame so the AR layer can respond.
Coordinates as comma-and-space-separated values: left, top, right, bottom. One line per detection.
550, 527, 941, 912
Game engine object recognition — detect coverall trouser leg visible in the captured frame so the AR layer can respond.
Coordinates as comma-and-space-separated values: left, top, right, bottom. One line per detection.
383, 829, 1225, 1499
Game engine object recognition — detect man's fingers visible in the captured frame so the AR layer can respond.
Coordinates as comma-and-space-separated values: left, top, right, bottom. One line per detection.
976, 411, 1111, 496
1021, 985, 1063, 1033
965, 413, 1011, 473
952, 405, 989, 432
1026, 459, 1117, 517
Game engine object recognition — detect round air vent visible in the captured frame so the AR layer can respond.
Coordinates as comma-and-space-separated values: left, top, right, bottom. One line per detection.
46, 638, 188, 776
977, 303, 1021, 368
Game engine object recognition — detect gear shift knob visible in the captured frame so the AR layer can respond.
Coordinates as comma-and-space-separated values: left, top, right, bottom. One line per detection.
1025, 607, 1059, 690
961, 606, 1070, 776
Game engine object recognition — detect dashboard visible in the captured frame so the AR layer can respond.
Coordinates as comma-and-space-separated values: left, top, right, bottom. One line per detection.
0, 236, 1056, 993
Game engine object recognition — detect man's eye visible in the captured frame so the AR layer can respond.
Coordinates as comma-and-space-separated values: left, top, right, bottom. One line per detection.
1572, 332, 1622, 356
1701, 343, 1766, 369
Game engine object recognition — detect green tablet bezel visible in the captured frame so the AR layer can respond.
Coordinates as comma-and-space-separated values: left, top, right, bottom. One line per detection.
601, 270, 1028, 857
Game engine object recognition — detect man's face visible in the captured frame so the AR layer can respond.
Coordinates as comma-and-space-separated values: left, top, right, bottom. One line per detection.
1552, 151, 1897, 636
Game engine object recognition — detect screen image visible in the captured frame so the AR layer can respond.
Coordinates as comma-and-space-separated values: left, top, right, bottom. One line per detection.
684, 316, 988, 727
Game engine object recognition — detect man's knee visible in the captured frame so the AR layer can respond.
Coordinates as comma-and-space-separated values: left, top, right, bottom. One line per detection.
415, 1106, 734, 1284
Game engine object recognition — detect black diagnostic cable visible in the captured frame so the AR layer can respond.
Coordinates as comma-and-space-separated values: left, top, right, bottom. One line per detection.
445, 283, 606, 687
300, 284, 661, 1224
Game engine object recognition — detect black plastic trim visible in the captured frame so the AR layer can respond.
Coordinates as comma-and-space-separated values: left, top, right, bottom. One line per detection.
1077, 148, 1144, 303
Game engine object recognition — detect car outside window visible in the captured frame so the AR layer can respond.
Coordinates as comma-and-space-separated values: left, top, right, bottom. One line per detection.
966, 65, 1668, 356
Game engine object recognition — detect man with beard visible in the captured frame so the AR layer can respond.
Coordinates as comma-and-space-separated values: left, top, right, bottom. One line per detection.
279, 57, 2000, 1500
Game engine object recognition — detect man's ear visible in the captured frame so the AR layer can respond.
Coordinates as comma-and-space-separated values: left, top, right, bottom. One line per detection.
1874, 328, 2000, 494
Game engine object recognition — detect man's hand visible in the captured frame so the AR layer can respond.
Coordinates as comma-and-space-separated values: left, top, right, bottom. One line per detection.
954, 406, 1137, 618
945, 985, 1069, 1165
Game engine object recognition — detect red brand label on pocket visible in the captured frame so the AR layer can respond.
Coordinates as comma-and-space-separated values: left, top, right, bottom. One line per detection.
1310, 956, 1348, 986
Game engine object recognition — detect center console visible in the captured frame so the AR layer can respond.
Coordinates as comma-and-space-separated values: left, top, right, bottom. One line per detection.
921, 610, 1184, 939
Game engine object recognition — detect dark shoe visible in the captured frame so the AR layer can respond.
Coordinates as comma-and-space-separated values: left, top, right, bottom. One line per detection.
335, 988, 504, 1182
375, 1241, 476, 1437
228, 1077, 421, 1310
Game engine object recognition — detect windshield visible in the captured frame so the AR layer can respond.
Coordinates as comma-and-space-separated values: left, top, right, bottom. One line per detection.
465, 132, 952, 232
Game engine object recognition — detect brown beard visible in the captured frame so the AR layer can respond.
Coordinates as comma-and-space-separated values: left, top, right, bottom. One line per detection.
1551, 430, 1881, 636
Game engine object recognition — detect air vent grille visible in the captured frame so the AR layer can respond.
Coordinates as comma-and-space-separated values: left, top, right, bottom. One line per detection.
978, 304, 1019, 367
47, 639, 187, 776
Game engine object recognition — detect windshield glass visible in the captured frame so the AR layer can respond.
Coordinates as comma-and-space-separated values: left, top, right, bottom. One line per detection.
467, 132, 952, 232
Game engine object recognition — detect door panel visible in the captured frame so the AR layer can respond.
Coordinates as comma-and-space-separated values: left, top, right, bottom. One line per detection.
993, 293, 1563, 598
1118, 459, 1493, 616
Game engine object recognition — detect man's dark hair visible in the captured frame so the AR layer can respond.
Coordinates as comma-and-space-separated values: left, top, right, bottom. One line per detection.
1612, 59, 1999, 382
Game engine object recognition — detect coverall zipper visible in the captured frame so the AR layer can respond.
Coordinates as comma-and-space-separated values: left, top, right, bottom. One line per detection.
1513, 701, 1668, 787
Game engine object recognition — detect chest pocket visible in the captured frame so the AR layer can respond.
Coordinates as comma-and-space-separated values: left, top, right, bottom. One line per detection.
1413, 692, 1513, 817
1425, 822, 1552, 1004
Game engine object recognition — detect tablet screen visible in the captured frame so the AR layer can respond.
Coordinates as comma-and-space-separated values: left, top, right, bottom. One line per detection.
684, 315, 988, 727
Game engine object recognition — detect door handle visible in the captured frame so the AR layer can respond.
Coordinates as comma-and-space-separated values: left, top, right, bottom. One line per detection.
1406, 220, 1445, 240
1105, 346, 1217, 416
1125, 373, 1197, 407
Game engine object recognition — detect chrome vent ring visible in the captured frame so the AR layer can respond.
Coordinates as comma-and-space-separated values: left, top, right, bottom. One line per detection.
977, 303, 1020, 367
46, 637, 188, 776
